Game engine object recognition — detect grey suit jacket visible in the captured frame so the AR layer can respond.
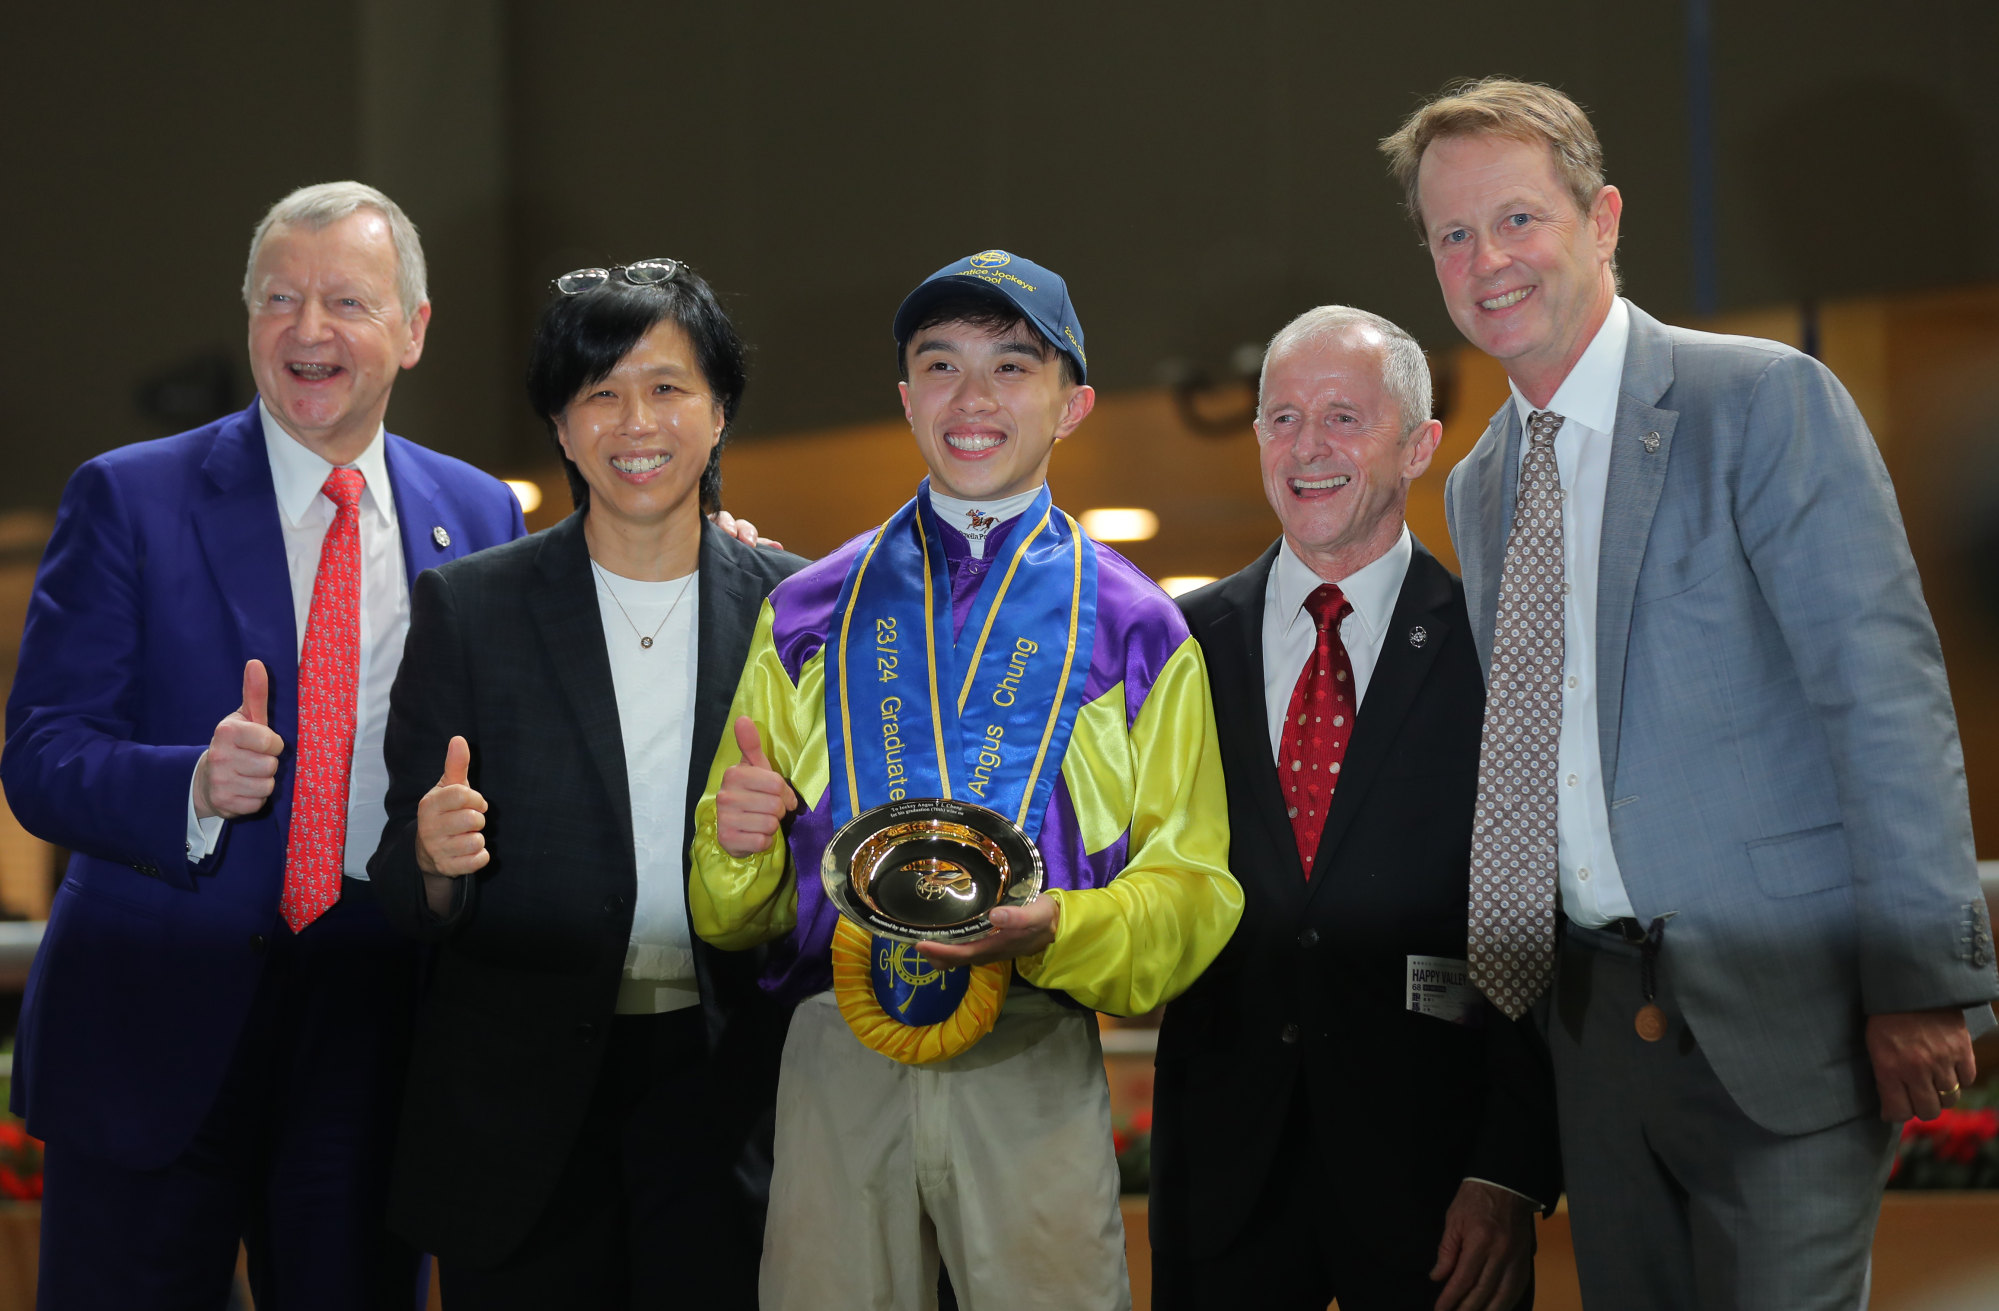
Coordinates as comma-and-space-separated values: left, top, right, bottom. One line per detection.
1445, 299, 1999, 1135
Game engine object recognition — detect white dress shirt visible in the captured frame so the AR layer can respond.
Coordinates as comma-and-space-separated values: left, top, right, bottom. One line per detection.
592, 563, 703, 1016
1507, 296, 1637, 927
1261, 527, 1413, 759
186, 403, 409, 880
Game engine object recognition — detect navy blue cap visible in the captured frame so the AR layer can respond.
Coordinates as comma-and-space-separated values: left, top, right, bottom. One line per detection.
891, 249, 1088, 383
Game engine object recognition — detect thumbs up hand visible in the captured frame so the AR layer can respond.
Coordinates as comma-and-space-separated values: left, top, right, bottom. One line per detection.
716, 716, 798, 858
193, 660, 287, 820
416, 735, 491, 877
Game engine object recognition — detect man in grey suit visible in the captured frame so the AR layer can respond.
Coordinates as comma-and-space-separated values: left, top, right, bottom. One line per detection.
1379, 78, 1999, 1307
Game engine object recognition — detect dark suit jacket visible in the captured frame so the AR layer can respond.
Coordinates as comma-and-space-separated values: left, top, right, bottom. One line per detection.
2, 399, 524, 1169
369, 512, 806, 1266
1150, 538, 1560, 1277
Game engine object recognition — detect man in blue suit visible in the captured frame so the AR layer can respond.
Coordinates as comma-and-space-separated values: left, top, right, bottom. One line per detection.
3, 181, 526, 1308
1381, 80, 1999, 1307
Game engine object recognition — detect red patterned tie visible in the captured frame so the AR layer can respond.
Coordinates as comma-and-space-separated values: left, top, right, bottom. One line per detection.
1278, 583, 1356, 877
280, 468, 364, 932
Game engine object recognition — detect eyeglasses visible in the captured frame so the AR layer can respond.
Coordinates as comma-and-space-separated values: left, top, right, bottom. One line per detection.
552, 258, 684, 295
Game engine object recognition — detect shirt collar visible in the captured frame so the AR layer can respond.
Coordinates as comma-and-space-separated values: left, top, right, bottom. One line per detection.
1273, 524, 1411, 644
926, 484, 1046, 561
258, 400, 395, 531
1509, 295, 1631, 436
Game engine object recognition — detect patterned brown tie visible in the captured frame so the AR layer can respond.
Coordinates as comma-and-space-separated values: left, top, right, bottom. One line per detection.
1468, 410, 1566, 1019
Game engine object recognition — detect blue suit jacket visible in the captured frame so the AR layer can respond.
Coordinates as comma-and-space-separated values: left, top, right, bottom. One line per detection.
2, 400, 526, 1169
1445, 301, 1999, 1135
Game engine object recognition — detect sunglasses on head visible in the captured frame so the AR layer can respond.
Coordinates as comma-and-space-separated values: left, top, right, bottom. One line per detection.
552, 258, 683, 295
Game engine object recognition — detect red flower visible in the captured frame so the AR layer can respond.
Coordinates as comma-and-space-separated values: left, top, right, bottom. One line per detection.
1936, 1109, 1997, 1164
1113, 1129, 1131, 1157
1130, 1108, 1153, 1136
1897, 1108, 1997, 1167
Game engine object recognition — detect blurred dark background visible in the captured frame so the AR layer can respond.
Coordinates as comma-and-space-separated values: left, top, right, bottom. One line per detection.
4, 0, 1996, 504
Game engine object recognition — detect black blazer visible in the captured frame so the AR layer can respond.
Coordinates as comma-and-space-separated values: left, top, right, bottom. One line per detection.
369, 513, 807, 1266
1150, 539, 1560, 1276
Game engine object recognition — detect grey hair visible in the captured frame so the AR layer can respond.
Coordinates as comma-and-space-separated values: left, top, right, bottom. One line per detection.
241, 181, 428, 317
1257, 305, 1433, 437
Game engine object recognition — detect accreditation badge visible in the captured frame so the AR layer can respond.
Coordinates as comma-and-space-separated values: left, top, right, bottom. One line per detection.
820, 482, 1097, 1063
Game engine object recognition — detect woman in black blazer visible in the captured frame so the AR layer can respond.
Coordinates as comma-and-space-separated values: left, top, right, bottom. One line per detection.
370, 261, 806, 1308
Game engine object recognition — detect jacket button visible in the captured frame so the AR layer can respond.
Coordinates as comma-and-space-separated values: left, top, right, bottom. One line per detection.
577, 1022, 599, 1040
1297, 928, 1319, 948
248, 934, 267, 954
1280, 1022, 1301, 1045
605, 894, 626, 913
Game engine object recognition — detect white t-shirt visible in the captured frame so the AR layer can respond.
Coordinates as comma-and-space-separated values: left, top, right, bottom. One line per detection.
592, 562, 702, 1014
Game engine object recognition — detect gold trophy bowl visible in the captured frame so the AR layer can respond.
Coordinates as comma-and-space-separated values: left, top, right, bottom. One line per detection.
821, 798, 1044, 944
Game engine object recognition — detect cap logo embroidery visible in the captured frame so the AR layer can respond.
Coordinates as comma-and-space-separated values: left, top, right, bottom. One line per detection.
965, 270, 1038, 292
1064, 326, 1087, 364
968, 250, 1012, 269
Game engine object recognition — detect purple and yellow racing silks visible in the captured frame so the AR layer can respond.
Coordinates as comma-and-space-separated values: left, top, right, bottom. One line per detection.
689, 482, 1241, 1062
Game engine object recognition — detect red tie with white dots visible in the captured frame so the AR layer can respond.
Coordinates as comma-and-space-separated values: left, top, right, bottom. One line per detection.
1279, 583, 1356, 877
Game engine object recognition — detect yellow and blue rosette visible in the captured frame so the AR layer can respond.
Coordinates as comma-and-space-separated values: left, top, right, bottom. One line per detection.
830, 919, 1009, 1064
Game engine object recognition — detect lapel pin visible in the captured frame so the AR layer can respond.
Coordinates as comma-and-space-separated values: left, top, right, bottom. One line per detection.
1408, 625, 1428, 648
1642, 431, 1662, 454
432, 525, 451, 548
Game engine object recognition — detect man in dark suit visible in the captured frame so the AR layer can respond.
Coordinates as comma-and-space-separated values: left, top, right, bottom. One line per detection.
1151, 305, 1559, 1311
2, 182, 526, 1307
369, 261, 804, 1307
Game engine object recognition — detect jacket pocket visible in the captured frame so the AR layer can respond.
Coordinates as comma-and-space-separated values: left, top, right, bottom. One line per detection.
1633, 530, 1736, 606
1745, 823, 1850, 898
61, 871, 165, 919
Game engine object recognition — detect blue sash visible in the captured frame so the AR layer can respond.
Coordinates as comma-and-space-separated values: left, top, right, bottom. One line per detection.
825, 482, 1098, 1029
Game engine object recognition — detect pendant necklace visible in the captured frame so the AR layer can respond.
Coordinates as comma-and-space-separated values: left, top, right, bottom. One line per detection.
592, 560, 694, 650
